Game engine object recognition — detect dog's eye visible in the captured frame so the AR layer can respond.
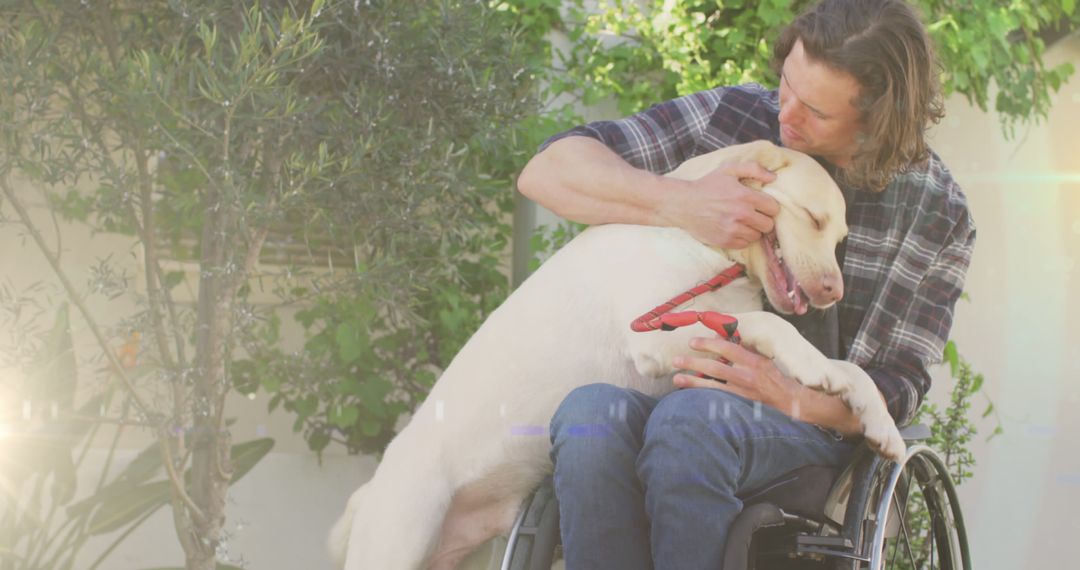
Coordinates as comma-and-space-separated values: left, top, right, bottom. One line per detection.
804, 208, 823, 231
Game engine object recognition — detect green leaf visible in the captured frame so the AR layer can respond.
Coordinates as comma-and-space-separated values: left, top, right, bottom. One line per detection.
329, 405, 360, 429
335, 322, 368, 364
61, 424, 146, 514
360, 418, 382, 437
229, 438, 275, 483
294, 394, 318, 418
116, 443, 165, 486
943, 340, 959, 378
268, 392, 283, 413
261, 373, 281, 393
87, 481, 170, 535
162, 271, 185, 291
308, 430, 331, 453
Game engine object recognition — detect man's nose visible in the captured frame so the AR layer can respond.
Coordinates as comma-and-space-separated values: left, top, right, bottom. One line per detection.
778, 99, 801, 126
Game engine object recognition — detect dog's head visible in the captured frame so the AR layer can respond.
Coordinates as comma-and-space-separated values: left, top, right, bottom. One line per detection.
726, 141, 848, 315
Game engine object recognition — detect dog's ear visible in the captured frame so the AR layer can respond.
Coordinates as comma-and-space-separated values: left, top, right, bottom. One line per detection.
729, 141, 790, 190
743, 140, 790, 173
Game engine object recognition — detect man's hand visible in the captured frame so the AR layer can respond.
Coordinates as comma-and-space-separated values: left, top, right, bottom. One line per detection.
672, 336, 802, 416
671, 336, 864, 438
657, 162, 780, 249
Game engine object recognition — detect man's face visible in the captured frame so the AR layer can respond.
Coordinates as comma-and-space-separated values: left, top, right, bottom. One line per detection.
778, 39, 863, 167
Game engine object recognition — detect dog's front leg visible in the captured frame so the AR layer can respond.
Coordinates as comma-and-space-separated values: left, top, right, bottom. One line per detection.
826, 359, 906, 460
728, 312, 834, 389
730, 312, 905, 461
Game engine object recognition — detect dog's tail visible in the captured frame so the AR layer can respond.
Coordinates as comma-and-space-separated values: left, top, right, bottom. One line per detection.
327, 484, 365, 569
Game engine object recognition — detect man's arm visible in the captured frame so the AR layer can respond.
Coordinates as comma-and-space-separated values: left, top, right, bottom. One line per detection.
517, 136, 679, 228
864, 199, 977, 426
518, 136, 779, 249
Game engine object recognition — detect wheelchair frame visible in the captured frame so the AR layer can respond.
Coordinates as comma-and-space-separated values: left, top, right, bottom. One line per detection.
500, 425, 971, 570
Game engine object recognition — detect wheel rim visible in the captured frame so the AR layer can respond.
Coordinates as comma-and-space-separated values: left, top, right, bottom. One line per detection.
867, 447, 971, 570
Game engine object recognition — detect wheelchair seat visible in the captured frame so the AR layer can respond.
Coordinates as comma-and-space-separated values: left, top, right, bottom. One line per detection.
739, 464, 839, 519
723, 464, 839, 569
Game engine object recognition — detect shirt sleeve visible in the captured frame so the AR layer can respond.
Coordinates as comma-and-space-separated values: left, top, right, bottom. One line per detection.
867, 192, 977, 425
538, 88, 727, 175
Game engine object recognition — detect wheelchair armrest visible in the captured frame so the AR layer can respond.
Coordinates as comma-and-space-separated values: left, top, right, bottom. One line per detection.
899, 424, 931, 442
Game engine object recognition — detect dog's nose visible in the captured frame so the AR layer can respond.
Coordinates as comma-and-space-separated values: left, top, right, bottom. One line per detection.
821, 273, 844, 303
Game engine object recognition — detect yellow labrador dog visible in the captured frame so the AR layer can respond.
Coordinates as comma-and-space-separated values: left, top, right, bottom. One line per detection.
329, 140, 904, 569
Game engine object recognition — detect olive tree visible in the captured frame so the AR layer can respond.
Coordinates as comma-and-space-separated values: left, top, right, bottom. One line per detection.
0, 0, 544, 567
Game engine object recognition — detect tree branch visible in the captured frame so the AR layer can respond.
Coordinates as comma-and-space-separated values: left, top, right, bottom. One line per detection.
159, 430, 207, 525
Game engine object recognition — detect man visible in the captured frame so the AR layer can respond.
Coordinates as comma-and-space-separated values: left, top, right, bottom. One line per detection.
515, 0, 976, 568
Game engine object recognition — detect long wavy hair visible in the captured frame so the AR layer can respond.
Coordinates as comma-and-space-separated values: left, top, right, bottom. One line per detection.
772, 0, 945, 191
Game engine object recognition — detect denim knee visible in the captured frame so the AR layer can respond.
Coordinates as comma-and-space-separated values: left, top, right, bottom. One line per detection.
550, 384, 644, 433
549, 384, 657, 459
641, 388, 770, 459
646, 388, 752, 430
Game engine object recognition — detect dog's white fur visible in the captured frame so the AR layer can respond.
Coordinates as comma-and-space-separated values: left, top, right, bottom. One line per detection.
329, 141, 905, 569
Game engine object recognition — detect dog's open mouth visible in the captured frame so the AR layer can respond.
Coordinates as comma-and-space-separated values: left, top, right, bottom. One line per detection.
763, 231, 808, 315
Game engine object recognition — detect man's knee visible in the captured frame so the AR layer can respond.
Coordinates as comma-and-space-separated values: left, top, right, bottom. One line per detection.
550, 383, 651, 441
645, 388, 758, 445
648, 388, 747, 422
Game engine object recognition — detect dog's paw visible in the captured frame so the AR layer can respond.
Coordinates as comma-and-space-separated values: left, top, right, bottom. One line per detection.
863, 415, 906, 462
733, 313, 835, 391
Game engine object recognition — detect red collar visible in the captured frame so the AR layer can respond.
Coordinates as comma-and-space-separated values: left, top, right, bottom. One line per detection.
630, 264, 745, 340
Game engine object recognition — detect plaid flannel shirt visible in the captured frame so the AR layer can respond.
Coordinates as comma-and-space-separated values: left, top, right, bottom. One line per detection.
540, 83, 976, 426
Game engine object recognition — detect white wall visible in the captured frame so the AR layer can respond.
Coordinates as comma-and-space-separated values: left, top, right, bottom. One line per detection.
928, 31, 1080, 570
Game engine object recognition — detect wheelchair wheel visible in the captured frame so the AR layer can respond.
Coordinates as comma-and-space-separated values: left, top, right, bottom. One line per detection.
856, 445, 971, 570
500, 478, 562, 570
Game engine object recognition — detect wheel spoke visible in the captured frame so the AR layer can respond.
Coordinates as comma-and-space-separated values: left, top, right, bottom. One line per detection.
887, 468, 918, 569
892, 488, 919, 568
931, 509, 937, 569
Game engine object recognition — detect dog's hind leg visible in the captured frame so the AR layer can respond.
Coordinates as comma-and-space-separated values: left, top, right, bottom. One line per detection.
340, 427, 456, 570
340, 477, 453, 569
328, 484, 364, 569
426, 474, 531, 570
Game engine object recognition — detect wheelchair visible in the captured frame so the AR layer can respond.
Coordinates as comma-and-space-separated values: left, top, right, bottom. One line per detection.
500, 423, 970, 570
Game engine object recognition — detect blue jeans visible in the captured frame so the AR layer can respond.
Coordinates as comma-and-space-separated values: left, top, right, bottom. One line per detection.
549, 383, 857, 570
